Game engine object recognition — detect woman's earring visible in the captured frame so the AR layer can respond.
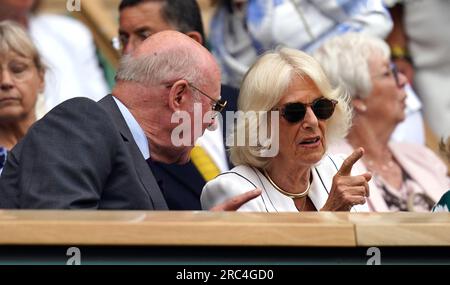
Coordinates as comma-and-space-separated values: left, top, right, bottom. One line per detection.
357, 104, 367, 112
353, 99, 367, 113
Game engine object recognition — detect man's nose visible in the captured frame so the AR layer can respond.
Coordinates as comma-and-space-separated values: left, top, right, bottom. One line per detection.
123, 36, 145, 55
122, 42, 135, 55
122, 38, 139, 55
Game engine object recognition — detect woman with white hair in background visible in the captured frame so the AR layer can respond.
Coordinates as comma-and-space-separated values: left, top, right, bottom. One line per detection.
0, 21, 46, 174
314, 33, 449, 212
201, 47, 371, 212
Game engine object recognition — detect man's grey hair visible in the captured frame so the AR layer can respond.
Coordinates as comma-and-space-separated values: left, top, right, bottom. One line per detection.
115, 48, 204, 91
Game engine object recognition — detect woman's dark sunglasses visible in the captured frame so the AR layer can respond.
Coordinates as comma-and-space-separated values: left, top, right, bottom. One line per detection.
275, 97, 338, 123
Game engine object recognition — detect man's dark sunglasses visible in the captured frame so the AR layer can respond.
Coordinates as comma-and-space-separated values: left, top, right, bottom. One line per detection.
275, 97, 338, 123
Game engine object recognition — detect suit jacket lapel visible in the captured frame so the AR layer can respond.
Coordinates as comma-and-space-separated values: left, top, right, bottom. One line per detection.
98, 95, 168, 210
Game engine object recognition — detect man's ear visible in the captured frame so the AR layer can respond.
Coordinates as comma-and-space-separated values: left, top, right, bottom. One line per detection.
185, 31, 203, 46
168, 79, 189, 112
352, 98, 367, 113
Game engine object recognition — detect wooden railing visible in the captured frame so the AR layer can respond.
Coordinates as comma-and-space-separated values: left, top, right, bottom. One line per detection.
1, 211, 450, 264
1, 211, 450, 246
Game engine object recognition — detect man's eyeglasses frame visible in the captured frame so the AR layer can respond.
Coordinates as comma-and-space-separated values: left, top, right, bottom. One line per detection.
187, 83, 227, 113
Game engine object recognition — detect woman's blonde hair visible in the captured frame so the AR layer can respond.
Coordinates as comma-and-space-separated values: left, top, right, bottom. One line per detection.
0, 20, 46, 118
0, 20, 46, 73
230, 47, 352, 168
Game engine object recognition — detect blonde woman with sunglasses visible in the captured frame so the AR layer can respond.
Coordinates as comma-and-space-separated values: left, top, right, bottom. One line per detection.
201, 47, 371, 212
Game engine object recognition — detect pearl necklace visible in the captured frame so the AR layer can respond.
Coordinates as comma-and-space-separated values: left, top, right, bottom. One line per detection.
263, 169, 310, 199
364, 148, 397, 172
366, 159, 395, 172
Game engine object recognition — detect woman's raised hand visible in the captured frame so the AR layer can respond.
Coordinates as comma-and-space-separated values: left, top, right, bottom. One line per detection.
321, 148, 371, 211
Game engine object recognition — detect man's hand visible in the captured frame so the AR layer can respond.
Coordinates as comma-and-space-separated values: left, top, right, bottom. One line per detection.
321, 148, 371, 211
210, 189, 262, 211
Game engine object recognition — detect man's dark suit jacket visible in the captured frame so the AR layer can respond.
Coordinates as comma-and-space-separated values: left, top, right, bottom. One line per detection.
0, 95, 168, 210
153, 84, 239, 210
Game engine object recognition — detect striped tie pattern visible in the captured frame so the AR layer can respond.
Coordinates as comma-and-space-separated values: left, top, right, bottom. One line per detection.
190, 145, 220, 181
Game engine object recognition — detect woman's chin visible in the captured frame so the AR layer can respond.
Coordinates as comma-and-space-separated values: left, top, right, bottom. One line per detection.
295, 148, 325, 166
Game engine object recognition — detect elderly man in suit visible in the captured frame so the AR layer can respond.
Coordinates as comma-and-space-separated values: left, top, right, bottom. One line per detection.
0, 31, 260, 209
116, 0, 239, 209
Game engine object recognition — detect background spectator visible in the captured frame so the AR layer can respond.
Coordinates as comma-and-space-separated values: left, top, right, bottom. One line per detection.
0, 0, 109, 115
0, 21, 45, 173
315, 33, 449, 211
385, 0, 450, 140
